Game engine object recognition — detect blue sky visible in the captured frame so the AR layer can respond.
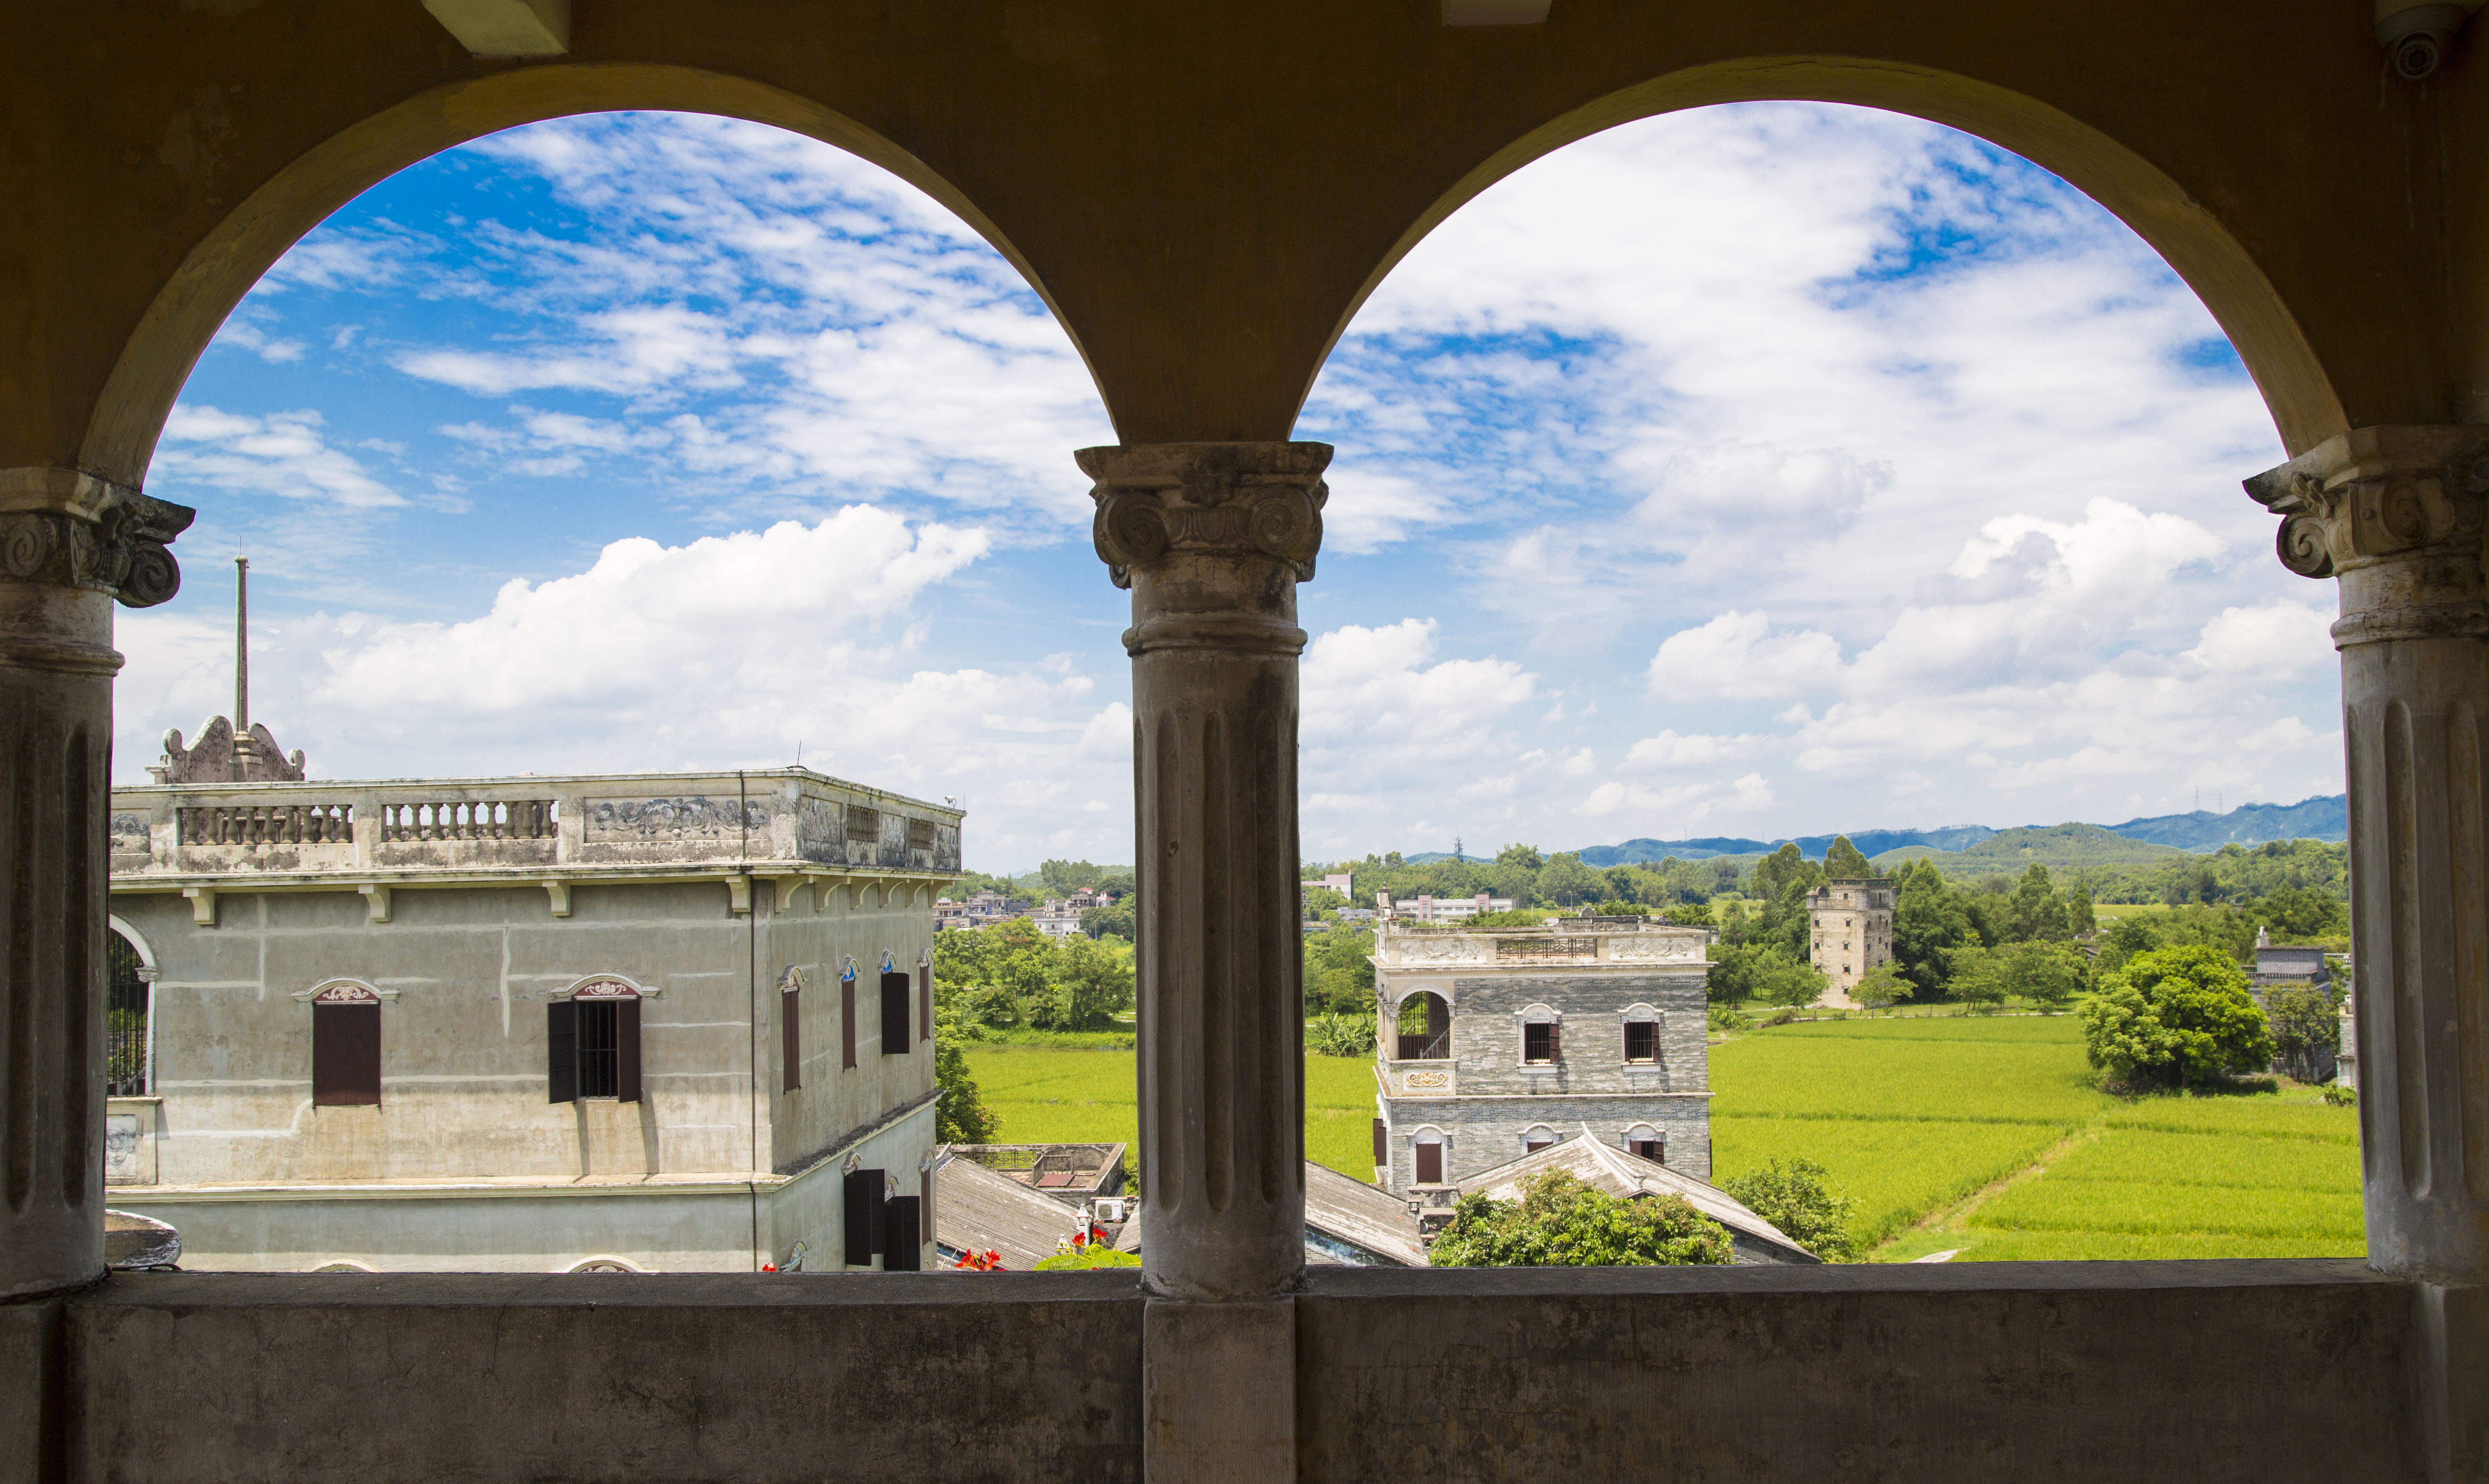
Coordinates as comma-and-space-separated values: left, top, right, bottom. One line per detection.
119, 105, 2339, 871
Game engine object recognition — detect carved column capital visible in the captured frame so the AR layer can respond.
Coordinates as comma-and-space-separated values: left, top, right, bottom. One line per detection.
0, 468, 193, 609
1079, 440, 1329, 583
2244, 426, 2489, 648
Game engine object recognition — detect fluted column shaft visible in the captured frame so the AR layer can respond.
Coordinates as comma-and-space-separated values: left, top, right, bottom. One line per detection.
0, 471, 187, 1299
1084, 440, 1326, 1302
2250, 427, 2489, 1284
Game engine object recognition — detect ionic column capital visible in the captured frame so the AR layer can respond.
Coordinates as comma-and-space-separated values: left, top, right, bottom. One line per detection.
0, 468, 193, 609
1079, 440, 1329, 581
2244, 426, 2489, 648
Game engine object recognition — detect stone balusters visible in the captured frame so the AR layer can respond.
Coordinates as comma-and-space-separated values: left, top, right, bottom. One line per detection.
2248, 426, 2489, 1284
1081, 440, 1326, 1482
0, 470, 189, 1298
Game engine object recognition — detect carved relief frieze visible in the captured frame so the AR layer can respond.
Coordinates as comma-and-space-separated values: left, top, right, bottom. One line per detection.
795, 798, 843, 862
585, 796, 769, 841
108, 812, 150, 855
1607, 936, 1705, 963
1391, 936, 1488, 964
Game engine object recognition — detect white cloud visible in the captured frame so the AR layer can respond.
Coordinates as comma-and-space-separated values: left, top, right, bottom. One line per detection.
154, 405, 403, 509
1648, 611, 1844, 700
2186, 601, 2336, 674
1626, 730, 1756, 767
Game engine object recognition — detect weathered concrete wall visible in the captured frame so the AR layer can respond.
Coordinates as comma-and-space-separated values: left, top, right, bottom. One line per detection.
3, 1261, 2433, 1484
57, 1271, 1147, 1484
1296, 1261, 2421, 1482
106, 878, 940, 1272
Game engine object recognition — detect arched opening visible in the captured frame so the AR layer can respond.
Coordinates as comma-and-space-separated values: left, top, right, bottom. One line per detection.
1300, 94, 2347, 1267
104, 922, 153, 1098
1393, 991, 1452, 1061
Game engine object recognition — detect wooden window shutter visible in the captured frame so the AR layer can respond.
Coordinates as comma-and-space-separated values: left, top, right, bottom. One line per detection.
881, 971, 910, 1053
884, 1196, 922, 1271
781, 989, 802, 1093
843, 1169, 874, 1265
1371, 1118, 1387, 1165
1414, 1141, 1443, 1185
863, 1168, 887, 1255
547, 1000, 577, 1103
918, 967, 931, 1043
312, 1002, 381, 1107
921, 1166, 934, 1237
1547, 1021, 1561, 1062
842, 978, 856, 1069
615, 996, 642, 1103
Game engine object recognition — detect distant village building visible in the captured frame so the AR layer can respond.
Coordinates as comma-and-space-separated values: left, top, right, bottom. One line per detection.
104, 608, 965, 1275
1032, 899, 1088, 939
937, 890, 1022, 931
1807, 877, 1896, 1006
2246, 926, 2343, 1083
1368, 917, 1714, 1191
1429, 1133, 1818, 1265
1375, 890, 1515, 924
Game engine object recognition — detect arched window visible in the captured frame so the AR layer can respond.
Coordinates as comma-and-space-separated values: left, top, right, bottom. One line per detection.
1515, 1004, 1561, 1066
308, 982, 383, 1107
550, 977, 644, 1103
780, 967, 803, 1093
1624, 1123, 1666, 1165
1523, 1124, 1558, 1154
1411, 1128, 1446, 1185
105, 922, 153, 1096
1620, 1003, 1662, 1065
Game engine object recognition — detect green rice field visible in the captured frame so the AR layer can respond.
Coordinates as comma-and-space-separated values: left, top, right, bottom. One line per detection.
965, 1011, 2366, 1263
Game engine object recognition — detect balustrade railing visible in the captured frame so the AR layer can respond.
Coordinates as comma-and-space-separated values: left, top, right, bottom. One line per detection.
177, 802, 355, 847
378, 799, 556, 843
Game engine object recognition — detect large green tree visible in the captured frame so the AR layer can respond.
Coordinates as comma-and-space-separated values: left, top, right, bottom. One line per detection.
1720, 1157, 1858, 1261
1428, 1171, 1734, 1268
1537, 852, 1607, 907
1891, 859, 1974, 1000
2080, 943, 2274, 1091
2007, 864, 2071, 941
1821, 836, 1874, 878
933, 1011, 999, 1144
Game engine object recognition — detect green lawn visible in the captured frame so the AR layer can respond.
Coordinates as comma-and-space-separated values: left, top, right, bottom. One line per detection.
1712, 1016, 2365, 1262
964, 1044, 1380, 1180
966, 1014, 2367, 1264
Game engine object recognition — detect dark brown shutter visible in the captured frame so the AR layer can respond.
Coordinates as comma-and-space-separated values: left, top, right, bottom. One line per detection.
862, 1168, 887, 1255
918, 967, 931, 1043
921, 1166, 934, 1236
1371, 1118, 1387, 1165
615, 996, 642, 1103
312, 1003, 381, 1107
1547, 1021, 1561, 1062
884, 1196, 922, 1271
881, 971, 909, 1053
1415, 1141, 1443, 1184
842, 979, 856, 1069
781, 989, 801, 1093
844, 1169, 874, 1265
547, 1000, 577, 1103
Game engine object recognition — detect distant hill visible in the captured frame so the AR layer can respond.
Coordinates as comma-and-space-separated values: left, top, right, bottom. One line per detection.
1554, 795, 2346, 868
1872, 823, 2195, 876
1574, 826, 1996, 866
2101, 795, 2345, 849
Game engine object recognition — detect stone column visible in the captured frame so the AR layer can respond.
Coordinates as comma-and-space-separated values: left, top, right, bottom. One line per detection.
2249, 427, 2487, 1481
0, 470, 189, 1299
1080, 441, 1327, 1482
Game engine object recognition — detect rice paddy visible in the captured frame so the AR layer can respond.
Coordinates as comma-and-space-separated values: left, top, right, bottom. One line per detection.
966, 1009, 2367, 1263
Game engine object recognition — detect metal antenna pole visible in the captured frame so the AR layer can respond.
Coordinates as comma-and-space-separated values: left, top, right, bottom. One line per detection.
234, 555, 249, 737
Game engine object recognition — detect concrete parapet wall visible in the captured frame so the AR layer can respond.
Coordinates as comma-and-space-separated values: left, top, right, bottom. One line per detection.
3, 1261, 2440, 1483
1297, 1260, 2419, 1481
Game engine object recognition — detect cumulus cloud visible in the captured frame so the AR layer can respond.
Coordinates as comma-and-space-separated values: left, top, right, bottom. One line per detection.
1647, 612, 1845, 700
155, 405, 403, 509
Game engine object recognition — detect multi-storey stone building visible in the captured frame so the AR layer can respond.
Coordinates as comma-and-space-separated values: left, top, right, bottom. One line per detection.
1807, 877, 1896, 1006
101, 748, 963, 1274
1368, 918, 1713, 1193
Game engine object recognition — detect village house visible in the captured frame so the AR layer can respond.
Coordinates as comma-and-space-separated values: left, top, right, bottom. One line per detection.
101, 703, 963, 1274
1369, 916, 1713, 1192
